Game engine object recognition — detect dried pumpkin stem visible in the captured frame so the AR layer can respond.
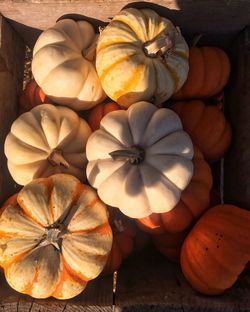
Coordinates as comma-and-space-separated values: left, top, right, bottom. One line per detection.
143, 30, 174, 57
109, 146, 145, 165
48, 149, 70, 168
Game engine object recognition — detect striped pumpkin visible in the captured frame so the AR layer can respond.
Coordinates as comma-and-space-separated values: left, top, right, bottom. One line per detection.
0, 174, 112, 299
96, 8, 189, 107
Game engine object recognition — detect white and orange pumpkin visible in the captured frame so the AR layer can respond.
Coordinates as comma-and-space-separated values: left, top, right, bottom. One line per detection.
0, 174, 112, 299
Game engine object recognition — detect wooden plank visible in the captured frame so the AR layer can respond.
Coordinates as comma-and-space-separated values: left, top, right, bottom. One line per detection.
115, 246, 250, 311
0, 270, 113, 311
224, 26, 250, 209
1, 1, 250, 48
0, 15, 24, 204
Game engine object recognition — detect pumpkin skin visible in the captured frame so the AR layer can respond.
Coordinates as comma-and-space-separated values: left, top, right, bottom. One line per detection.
0, 174, 112, 299
104, 208, 149, 274
173, 46, 230, 99
19, 79, 52, 114
153, 230, 188, 262
96, 8, 189, 107
88, 102, 122, 131
172, 100, 232, 162
181, 204, 250, 295
32, 19, 105, 111
5, 104, 92, 185
137, 147, 212, 234
86, 101, 194, 218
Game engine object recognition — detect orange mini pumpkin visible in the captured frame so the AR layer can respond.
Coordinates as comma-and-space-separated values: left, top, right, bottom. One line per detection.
19, 79, 51, 113
172, 100, 232, 162
88, 102, 122, 131
104, 209, 149, 274
172, 46, 230, 100
137, 147, 212, 234
181, 204, 250, 295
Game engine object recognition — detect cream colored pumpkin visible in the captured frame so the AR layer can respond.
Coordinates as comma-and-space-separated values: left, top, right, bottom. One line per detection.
86, 101, 194, 218
96, 8, 189, 107
4, 104, 91, 185
32, 19, 105, 110
0, 174, 112, 299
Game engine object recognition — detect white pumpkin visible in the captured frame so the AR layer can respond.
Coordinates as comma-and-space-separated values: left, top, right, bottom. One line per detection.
32, 19, 105, 110
4, 104, 91, 185
96, 8, 189, 107
86, 101, 194, 218
0, 174, 112, 299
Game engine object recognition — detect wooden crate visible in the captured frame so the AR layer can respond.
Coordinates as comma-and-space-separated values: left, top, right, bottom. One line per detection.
0, 1, 250, 311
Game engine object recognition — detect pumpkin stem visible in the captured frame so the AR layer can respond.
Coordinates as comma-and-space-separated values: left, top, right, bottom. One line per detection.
48, 149, 70, 168
191, 33, 205, 47
109, 146, 145, 165
143, 30, 175, 57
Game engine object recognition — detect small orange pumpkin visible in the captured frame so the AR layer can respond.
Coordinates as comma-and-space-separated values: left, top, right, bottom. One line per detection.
104, 209, 149, 274
137, 147, 212, 234
19, 79, 51, 113
172, 46, 230, 100
153, 230, 188, 262
87, 102, 123, 131
172, 100, 232, 162
181, 204, 250, 295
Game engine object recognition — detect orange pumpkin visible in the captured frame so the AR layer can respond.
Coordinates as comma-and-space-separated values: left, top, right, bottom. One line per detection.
172, 46, 230, 100
19, 79, 51, 113
153, 230, 188, 262
172, 100, 232, 162
181, 204, 250, 295
104, 209, 149, 274
137, 147, 212, 234
88, 102, 123, 131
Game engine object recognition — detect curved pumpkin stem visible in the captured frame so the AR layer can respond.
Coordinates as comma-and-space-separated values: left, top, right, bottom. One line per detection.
109, 146, 145, 165
191, 33, 205, 47
48, 149, 70, 168
143, 30, 175, 57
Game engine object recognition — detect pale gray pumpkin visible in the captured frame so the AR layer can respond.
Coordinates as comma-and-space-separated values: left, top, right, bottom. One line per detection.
86, 101, 194, 218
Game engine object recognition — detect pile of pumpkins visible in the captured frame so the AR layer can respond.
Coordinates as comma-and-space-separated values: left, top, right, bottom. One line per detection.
1, 7, 249, 300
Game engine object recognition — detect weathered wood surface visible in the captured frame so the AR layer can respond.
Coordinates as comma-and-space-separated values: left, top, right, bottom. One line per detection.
224, 27, 250, 209
115, 246, 250, 312
0, 15, 24, 204
1, 1, 250, 47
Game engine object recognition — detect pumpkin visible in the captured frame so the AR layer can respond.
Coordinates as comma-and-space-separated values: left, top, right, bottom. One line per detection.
153, 230, 188, 262
181, 204, 250, 295
172, 46, 230, 99
86, 101, 194, 218
5, 104, 91, 185
172, 100, 232, 162
19, 79, 51, 114
96, 8, 189, 107
104, 208, 149, 274
137, 146, 212, 234
0, 174, 112, 299
32, 19, 105, 111
88, 102, 122, 131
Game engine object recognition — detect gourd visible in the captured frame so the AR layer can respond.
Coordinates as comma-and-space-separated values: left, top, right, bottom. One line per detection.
96, 8, 189, 107
181, 204, 250, 295
5, 104, 91, 185
19, 79, 51, 113
32, 19, 105, 111
88, 102, 122, 131
0, 174, 112, 299
137, 146, 212, 234
86, 101, 194, 218
172, 100, 232, 162
173, 46, 230, 99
